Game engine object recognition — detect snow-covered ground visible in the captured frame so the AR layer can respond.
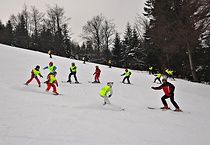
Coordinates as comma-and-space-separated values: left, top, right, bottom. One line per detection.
0, 43, 210, 145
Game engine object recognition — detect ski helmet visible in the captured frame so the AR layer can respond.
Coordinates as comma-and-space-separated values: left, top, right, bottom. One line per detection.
107, 82, 113, 86
49, 62, 53, 66
35, 65, 40, 69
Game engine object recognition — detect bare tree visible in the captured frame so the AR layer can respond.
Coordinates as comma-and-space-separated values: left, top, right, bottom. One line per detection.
30, 6, 45, 38
102, 19, 116, 50
81, 14, 116, 52
81, 14, 104, 51
45, 4, 70, 35
22, 3, 31, 34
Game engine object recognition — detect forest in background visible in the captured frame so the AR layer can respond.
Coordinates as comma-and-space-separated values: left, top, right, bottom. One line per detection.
0, 0, 209, 83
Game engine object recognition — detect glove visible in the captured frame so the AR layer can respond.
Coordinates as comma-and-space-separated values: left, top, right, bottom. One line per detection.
56, 83, 58, 87
44, 80, 49, 84
40, 75, 43, 78
151, 87, 155, 89
108, 95, 112, 98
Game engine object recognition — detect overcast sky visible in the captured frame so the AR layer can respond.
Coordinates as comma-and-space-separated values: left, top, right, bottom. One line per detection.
0, 0, 146, 43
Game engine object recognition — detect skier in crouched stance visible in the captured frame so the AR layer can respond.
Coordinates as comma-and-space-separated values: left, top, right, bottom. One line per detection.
99, 82, 113, 105
151, 78, 182, 112
45, 72, 59, 95
25, 65, 43, 87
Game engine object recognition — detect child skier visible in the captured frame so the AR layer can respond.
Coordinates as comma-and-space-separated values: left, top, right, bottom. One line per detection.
151, 78, 182, 111
25, 65, 43, 87
43, 62, 57, 75
108, 60, 112, 68
45, 72, 59, 95
121, 69, 131, 84
154, 71, 162, 84
99, 82, 113, 105
67, 62, 79, 83
93, 66, 101, 83
48, 50, 52, 58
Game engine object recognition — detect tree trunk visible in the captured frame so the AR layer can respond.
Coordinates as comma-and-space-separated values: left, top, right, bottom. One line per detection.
187, 47, 198, 82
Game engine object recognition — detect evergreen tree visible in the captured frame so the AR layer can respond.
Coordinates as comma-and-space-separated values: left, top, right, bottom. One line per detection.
112, 32, 122, 67
121, 22, 133, 67
4, 20, 14, 45
14, 14, 30, 48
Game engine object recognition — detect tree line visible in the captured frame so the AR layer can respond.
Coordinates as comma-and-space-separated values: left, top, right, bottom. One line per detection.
143, 0, 210, 83
0, 1, 210, 83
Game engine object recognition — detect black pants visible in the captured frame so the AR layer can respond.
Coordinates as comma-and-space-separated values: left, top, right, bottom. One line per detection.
123, 76, 130, 84
154, 77, 161, 83
68, 72, 78, 82
161, 94, 180, 109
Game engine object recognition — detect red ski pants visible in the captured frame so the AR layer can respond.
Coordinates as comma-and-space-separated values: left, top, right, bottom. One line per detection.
26, 76, 41, 85
46, 83, 57, 93
95, 74, 100, 81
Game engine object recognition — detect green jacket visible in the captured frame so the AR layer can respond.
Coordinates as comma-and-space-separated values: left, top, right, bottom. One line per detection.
100, 85, 112, 96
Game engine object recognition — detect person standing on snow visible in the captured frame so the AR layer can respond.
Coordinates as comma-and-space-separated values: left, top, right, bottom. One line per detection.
48, 50, 52, 58
67, 62, 79, 83
99, 82, 113, 105
121, 69, 131, 84
45, 72, 59, 95
108, 59, 112, 68
93, 66, 101, 83
82, 56, 86, 64
151, 78, 182, 112
154, 71, 162, 84
43, 62, 57, 75
25, 65, 43, 87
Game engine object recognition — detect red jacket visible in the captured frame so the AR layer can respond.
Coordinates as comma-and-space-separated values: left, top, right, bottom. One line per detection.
153, 82, 175, 96
94, 69, 101, 75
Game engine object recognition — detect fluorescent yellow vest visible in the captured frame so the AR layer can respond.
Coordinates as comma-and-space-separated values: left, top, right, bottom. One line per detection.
100, 85, 111, 96
48, 66, 55, 72
49, 75, 56, 83
33, 69, 40, 76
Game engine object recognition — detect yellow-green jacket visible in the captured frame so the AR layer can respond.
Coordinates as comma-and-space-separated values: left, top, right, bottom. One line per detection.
100, 85, 112, 96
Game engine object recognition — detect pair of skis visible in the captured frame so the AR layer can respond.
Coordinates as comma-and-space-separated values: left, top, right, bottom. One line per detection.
148, 107, 190, 113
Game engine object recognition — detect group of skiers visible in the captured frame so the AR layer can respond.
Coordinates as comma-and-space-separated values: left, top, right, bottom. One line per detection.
149, 65, 181, 112
24, 60, 182, 112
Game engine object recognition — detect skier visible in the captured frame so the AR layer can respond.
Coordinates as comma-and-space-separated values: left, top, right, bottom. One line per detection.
108, 59, 112, 68
25, 65, 43, 87
99, 82, 113, 105
45, 72, 59, 95
151, 78, 182, 112
149, 66, 153, 75
82, 56, 86, 64
121, 69, 131, 84
154, 71, 162, 84
93, 66, 101, 83
168, 69, 175, 81
67, 62, 79, 83
48, 50, 52, 58
43, 62, 57, 75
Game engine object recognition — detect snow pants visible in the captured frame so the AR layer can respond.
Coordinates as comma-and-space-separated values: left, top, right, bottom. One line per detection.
26, 75, 41, 85
161, 94, 180, 109
94, 74, 100, 82
68, 72, 78, 82
101, 95, 110, 105
154, 77, 161, 83
46, 83, 57, 93
122, 76, 130, 84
